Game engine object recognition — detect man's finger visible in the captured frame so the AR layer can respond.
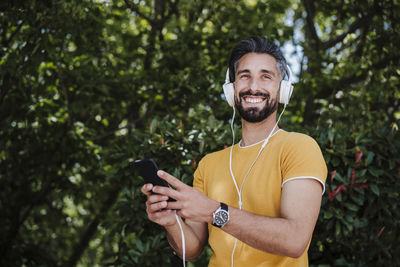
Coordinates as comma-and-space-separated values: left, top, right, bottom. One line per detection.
148, 193, 169, 204
152, 185, 180, 201
166, 200, 183, 211
157, 170, 186, 189
148, 200, 168, 212
141, 183, 153, 196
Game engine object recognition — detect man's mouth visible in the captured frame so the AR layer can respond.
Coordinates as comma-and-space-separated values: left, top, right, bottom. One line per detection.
239, 91, 269, 105
242, 96, 266, 104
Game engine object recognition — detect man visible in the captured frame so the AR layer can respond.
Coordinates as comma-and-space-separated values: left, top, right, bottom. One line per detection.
141, 36, 327, 266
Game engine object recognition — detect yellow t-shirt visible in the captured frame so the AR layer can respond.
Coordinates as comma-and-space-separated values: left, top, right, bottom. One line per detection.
193, 130, 327, 267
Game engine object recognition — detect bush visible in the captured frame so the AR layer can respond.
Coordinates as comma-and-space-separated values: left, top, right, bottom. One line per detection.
309, 122, 400, 266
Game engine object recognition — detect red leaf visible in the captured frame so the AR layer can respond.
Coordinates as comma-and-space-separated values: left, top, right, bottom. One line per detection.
327, 189, 334, 200
355, 149, 363, 168
328, 184, 347, 200
351, 170, 356, 184
331, 170, 337, 184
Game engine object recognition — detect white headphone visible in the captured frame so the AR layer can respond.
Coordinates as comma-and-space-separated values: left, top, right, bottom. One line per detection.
222, 64, 294, 106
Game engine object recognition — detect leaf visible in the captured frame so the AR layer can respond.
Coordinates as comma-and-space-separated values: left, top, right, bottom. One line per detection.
136, 239, 144, 252
324, 211, 333, 219
369, 168, 384, 177
370, 184, 380, 196
350, 192, 365, 206
344, 202, 359, 212
335, 172, 346, 184
335, 221, 341, 237
366, 151, 375, 165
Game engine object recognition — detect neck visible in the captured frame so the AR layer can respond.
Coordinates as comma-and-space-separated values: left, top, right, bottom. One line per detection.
240, 113, 279, 147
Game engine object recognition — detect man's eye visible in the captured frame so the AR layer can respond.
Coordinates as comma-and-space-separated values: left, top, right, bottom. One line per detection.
263, 75, 271, 80
240, 75, 249, 79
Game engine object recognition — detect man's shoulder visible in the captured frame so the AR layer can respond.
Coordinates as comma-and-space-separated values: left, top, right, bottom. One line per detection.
279, 130, 318, 144
278, 130, 323, 156
276, 131, 322, 153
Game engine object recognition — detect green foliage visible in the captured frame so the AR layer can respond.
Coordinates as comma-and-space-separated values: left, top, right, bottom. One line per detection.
0, 0, 399, 266
309, 122, 400, 266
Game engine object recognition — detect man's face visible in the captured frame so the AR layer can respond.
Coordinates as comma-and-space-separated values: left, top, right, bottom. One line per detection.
233, 53, 281, 123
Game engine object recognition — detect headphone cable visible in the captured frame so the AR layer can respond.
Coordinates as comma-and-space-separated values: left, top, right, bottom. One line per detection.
174, 212, 186, 267
229, 104, 287, 267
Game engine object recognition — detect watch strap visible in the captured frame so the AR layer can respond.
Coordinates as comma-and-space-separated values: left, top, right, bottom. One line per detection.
220, 202, 228, 212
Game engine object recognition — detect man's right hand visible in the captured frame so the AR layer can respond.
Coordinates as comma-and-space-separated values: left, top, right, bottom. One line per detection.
141, 183, 178, 227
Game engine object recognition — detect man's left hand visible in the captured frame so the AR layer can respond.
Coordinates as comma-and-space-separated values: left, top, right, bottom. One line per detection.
152, 170, 219, 224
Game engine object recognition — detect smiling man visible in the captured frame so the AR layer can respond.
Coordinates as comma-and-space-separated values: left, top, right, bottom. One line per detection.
141, 37, 327, 267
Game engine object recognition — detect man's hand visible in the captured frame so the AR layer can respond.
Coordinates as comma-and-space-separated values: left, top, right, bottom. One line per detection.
153, 170, 219, 224
141, 170, 212, 260
141, 183, 177, 227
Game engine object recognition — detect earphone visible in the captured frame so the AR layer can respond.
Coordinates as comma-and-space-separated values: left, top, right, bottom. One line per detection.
222, 64, 294, 106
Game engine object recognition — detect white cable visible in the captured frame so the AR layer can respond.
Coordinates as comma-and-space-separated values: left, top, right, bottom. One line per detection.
230, 107, 236, 147
231, 239, 238, 267
175, 212, 186, 267
229, 104, 286, 209
229, 104, 287, 267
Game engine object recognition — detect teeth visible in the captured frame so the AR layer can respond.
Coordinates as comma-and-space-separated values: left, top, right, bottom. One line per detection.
245, 98, 263, 103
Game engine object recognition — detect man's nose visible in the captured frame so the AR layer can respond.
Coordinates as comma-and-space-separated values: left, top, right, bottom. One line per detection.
249, 77, 260, 91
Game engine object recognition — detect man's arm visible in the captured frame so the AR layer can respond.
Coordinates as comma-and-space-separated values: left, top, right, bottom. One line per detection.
165, 219, 208, 260
221, 178, 323, 257
155, 171, 323, 258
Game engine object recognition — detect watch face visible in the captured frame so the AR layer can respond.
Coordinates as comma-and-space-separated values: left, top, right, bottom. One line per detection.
215, 210, 229, 225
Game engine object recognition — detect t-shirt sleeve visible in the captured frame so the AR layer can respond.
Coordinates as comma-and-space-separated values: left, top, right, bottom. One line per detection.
281, 133, 327, 194
193, 155, 208, 195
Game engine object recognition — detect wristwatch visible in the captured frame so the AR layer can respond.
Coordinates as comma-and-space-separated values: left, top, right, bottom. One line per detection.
212, 202, 229, 228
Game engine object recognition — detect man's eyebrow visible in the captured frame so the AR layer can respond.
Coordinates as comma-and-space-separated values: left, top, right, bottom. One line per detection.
237, 69, 250, 75
236, 69, 277, 76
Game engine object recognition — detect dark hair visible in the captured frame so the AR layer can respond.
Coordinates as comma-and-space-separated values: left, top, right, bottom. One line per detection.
228, 36, 289, 82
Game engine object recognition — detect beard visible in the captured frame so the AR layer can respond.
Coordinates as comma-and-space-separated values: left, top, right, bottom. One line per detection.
234, 90, 278, 123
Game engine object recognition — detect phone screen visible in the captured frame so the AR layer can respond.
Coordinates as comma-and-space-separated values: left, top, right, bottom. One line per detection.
134, 159, 175, 201
134, 159, 169, 187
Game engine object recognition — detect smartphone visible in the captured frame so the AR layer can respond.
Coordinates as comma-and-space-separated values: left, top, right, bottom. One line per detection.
134, 159, 169, 187
134, 159, 175, 201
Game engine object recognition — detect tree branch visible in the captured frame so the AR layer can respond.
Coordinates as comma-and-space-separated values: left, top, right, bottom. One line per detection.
321, 15, 369, 50
0, 177, 55, 260
302, 0, 321, 50
164, 0, 179, 23
66, 185, 122, 267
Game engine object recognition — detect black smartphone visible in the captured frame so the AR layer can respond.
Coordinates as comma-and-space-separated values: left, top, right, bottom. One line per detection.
134, 159, 175, 201
134, 159, 169, 187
